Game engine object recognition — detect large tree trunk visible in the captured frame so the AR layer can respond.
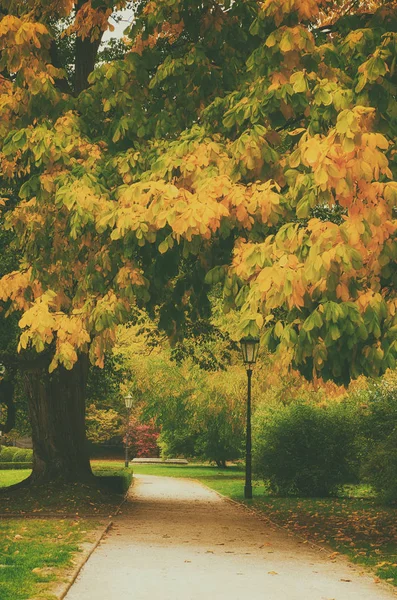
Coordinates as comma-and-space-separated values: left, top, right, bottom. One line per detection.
23, 355, 93, 484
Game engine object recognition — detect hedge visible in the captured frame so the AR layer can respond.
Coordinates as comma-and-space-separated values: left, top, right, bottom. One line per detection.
0, 462, 32, 470
0, 447, 33, 462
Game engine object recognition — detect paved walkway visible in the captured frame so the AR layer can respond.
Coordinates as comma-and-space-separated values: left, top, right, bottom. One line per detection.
65, 475, 397, 600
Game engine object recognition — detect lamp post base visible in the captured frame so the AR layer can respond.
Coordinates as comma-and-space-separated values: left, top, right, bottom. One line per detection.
244, 484, 253, 499
125, 460, 129, 468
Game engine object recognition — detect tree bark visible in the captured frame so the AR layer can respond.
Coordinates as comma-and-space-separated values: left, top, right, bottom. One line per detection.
75, 35, 102, 95
74, 0, 104, 95
23, 355, 93, 484
0, 379, 15, 433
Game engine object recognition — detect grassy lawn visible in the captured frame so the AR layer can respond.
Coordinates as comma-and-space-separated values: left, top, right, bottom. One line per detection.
0, 464, 128, 600
0, 518, 98, 600
131, 462, 397, 587
0, 470, 31, 489
0, 463, 131, 516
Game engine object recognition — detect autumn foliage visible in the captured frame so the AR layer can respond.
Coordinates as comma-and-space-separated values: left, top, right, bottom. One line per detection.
0, 1, 396, 384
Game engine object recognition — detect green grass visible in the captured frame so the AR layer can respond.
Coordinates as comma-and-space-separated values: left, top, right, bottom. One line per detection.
0, 463, 131, 516
0, 470, 31, 489
0, 464, 124, 599
131, 462, 397, 587
0, 519, 97, 600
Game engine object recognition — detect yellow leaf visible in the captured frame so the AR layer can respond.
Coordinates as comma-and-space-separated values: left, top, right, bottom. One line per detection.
304, 139, 322, 166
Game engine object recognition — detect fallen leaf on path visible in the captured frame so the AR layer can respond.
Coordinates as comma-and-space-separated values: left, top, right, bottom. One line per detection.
340, 579, 351, 582
268, 571, 278, 576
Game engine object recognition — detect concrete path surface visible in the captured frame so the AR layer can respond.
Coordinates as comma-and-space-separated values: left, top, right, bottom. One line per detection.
65, 475, 397, 600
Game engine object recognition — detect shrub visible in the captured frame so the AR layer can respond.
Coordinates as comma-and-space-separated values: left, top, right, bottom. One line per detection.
95, 468, 133, 494
0, 446, 33, 462
0, 447, 16, 461
253, 401, 358, 496
12, 449, 33, 462
362, 429, 397, 504
356, 375, 397, 503
0, 462, 32, 470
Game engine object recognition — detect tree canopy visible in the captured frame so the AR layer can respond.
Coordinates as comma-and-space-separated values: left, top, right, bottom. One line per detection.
1, 0, 397, 385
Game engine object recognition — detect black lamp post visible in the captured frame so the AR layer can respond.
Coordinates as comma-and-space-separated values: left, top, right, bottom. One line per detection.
124, 393, 133, 468
240, 336, 260, 499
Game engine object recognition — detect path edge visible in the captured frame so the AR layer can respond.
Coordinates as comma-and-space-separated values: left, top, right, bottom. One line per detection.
54, 480, 132, 599
196, 480, 397, 597
56, 520, 113, 600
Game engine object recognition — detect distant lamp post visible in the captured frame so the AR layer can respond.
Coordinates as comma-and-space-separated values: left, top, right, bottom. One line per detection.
124, 393, 134, 468
240, 336, 260, 499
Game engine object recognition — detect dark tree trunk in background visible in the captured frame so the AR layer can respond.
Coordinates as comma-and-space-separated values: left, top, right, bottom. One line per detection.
74, 0, 103, 95
0, 379, 15, 433
24, 355, 93, 484
75, 35, 101, 95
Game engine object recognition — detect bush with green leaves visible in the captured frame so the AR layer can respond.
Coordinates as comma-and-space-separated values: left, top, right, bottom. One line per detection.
12, 448, 32, 462
0, 446, 16, 461
0, 446, 32, 462
356, 373, 397, 503
253, 401, 358, 497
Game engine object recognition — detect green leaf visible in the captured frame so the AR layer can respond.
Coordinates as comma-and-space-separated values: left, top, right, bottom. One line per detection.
290, 72, 308, 93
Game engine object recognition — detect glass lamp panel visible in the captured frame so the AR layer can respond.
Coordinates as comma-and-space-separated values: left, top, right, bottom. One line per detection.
240, 336, 260, 365
246, 342, 256, 363
240, 340, 246, 363
125, 394, 133, 409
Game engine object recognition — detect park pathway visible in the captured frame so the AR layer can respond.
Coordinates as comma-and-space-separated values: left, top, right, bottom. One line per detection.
65, 475, 397, 600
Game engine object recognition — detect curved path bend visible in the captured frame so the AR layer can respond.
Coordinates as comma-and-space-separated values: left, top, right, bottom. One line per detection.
66, 474, 397, 600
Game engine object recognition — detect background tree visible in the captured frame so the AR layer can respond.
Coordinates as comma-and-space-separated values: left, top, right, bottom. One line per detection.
122, 350, 245, 467
86, 404, 122, 444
